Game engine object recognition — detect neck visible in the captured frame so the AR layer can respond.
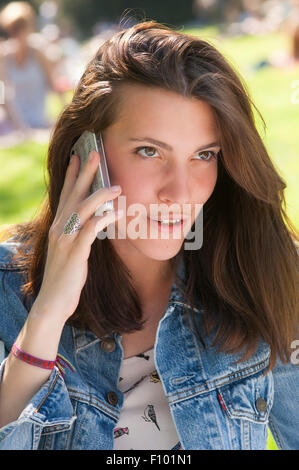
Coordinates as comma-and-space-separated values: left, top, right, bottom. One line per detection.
110, 239, 176, 305
139, 258, 173, 290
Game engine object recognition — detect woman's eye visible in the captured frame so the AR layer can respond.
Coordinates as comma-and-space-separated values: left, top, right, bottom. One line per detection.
134, 147, 218, 161
194, 150, 216, 161
134, 146, 159, 159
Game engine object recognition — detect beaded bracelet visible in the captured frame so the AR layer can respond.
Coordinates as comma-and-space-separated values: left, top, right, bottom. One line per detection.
11, 342, 76, 379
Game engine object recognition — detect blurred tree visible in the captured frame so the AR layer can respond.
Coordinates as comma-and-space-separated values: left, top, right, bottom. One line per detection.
60, 1, 195, 39
0, 0, 195, 40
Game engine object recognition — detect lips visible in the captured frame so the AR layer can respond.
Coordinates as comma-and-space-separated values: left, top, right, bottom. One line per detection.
147, 217, 185, 236
150, 215, 188, 222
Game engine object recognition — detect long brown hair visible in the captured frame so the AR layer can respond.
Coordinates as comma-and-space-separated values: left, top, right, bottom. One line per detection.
1, 19, 298, 371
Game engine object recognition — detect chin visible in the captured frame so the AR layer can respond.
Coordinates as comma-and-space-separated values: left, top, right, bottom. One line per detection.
130, 238, 184, 261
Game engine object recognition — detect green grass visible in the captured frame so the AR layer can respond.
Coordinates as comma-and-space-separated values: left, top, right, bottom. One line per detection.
0, 140, 48, 226
1, 28, 298, 449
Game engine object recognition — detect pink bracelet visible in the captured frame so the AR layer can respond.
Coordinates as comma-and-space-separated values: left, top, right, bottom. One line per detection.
11, 343, 56, 369
11, 342, 76, 379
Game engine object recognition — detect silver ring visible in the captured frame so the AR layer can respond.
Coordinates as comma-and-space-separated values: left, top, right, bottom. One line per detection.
63, 212, 81, 235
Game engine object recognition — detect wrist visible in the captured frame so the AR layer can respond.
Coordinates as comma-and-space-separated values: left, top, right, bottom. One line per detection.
29, 298, 67, 330
13, 304, 66, 363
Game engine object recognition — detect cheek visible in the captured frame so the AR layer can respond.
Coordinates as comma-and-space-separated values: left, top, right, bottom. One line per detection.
108, 151, 146, 189
106, 148, 143, 191
193, 163, 218, 203
111, 167, 148, 212
120, 171, 145, 196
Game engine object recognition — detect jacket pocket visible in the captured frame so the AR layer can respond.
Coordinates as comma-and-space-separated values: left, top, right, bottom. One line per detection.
218, 367, 274, 423
217, 368, 274, 449
38, 399, 78, 450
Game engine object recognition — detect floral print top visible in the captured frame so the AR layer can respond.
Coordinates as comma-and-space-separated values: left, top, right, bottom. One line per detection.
113, 347, 182, 450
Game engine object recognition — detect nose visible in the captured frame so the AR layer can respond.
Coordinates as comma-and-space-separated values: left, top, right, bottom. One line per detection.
157, 161, 191, 206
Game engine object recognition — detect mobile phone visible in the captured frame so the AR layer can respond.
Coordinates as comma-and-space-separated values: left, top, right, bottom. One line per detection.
70, 130, 114, 216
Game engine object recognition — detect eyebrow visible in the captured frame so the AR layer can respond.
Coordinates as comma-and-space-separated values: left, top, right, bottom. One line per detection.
128, 137, 220, 152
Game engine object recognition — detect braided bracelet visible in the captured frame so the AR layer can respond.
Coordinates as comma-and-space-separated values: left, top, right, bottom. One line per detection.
11, 342, 76, 378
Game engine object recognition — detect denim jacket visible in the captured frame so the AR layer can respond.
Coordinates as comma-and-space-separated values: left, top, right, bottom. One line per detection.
0, 238, 298, 450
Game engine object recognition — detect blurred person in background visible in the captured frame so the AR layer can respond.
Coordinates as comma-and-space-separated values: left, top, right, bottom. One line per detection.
250, 13, 299, 72
0, 1, 66, 139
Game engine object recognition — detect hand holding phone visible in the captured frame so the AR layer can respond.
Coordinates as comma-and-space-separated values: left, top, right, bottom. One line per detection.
70, 131, 114, 216
34, 150, 123, 323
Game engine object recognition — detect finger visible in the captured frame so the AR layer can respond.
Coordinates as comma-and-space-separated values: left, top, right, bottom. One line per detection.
58, 184, 122, 237
78, 185, 122, 225
71, 150, 101, 202
56, 154, 80, 219
58, 150, 101, 221
73, 210, 124, 257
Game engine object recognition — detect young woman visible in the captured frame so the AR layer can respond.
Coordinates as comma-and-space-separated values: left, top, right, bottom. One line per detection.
0, 20, 298, 450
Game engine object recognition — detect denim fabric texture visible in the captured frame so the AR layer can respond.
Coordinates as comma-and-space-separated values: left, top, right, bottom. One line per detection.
0, 238, 298, 450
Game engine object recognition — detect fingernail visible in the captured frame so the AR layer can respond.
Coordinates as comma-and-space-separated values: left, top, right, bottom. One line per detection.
111, 185, 121, 192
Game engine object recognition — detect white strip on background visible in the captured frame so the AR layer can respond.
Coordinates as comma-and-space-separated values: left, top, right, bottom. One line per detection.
0, 340, 5, 363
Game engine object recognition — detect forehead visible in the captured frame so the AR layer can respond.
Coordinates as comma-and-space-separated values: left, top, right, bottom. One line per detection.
112, 83, 217, 138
